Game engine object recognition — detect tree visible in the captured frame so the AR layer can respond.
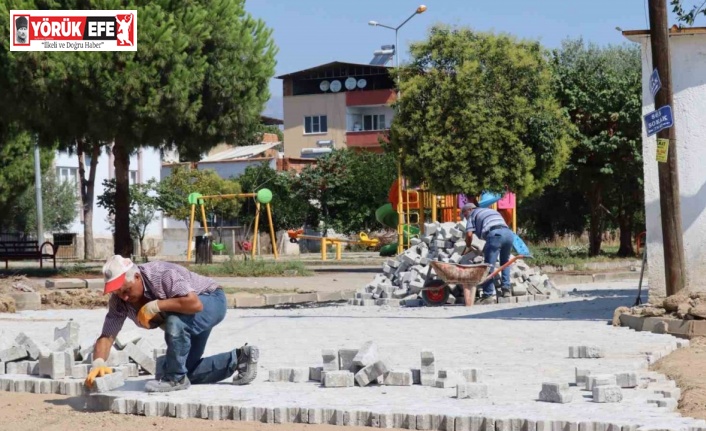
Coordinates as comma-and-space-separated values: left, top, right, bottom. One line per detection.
0, 0, 277, 258
671, 0, 706, 24
97, 178, 163, 257
6, 168, 78, 236
388, 25, 576, 198
158, 166, 242, 226
237, 163, 308, 232
550, 40, 643, 256
294, 150, 398, 234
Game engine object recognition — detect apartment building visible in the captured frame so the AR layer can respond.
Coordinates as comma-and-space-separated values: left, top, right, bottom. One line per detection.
276, 61, 396, 158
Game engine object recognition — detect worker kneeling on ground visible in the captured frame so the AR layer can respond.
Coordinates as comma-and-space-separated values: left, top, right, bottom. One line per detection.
85, 255, 259, 393
462, 203, 514, 304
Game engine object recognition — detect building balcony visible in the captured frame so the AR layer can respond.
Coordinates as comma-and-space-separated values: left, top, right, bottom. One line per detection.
346, 130, 389, 151
346, 89, 396, 107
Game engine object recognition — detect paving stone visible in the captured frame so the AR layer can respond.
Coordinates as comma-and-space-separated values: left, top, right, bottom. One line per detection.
0, 346, 28, 363
355, 360, 388, 387
539, 382, 573, 403
593, 385, 623, 403
420, 374, 437, 387
54, 321, 80, 349
307, 408, 323, 424
656, 398, 678, 410
112, 363, 139, 378
45, 278, 86, 289
309, 366, 323, 382
71, 364, 90, 379
286, 407, 308, 423
92, 371, 125, 393
352, 341, 379, 367
39, 352, 65, 379
152, 347, 167, 360
269, 367, 309, 383
334, 348, 357, 372
616, 372, 638, 388
411, 368, 421, 385
322, 348, 338, 372
15, 333, 48, 360
383, 369, 412, 386
460, 368, 481, 383
421, 349, 435, 375
576, 368, 591, 385
47, 338, 68, 353
323, 370, 354, 387
124, 342, 156, 375
457, 383, 488, 399
114, 331, 142, 350
207, 404, 234, 420
62, 380, 85, 396
6, 360, 38, 375
586, 374, 618, 391
393, 413, 416, 429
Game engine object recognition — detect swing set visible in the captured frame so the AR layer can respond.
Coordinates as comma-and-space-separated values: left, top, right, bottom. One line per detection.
186, 189, 279, 260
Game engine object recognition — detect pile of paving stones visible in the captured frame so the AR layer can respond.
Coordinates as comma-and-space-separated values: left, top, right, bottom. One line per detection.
352, 221, 562, 307
267, 340, 488, 397
0, 324, 166, 395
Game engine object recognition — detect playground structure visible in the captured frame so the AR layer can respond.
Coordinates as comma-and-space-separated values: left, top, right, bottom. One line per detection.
376, 178, 518, 255
286, 229, 380, 261
186, 189, 278, 261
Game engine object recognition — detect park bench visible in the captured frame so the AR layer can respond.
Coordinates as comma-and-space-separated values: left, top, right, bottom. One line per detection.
0, 240, 58, 269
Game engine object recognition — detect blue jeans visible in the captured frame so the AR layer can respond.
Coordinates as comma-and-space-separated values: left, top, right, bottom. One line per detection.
161, 289, 237, 384
480, 228, 514, 296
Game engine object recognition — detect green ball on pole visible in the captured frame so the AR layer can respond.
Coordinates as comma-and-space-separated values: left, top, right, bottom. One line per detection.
256, 188, 273, 204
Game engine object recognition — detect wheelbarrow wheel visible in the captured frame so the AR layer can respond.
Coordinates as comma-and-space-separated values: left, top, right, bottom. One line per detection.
421, 280, 450, 307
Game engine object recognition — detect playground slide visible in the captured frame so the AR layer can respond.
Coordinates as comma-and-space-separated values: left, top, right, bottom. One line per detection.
375, 203, 420, 256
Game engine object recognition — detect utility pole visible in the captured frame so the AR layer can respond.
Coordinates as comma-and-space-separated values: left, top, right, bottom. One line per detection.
648, 0, 687, 296
33, 139, 44, 243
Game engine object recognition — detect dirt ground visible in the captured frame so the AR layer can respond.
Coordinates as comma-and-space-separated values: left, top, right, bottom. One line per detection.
0, 391, 378, 431
652, 336, 706, 420
0, 276, 108, 311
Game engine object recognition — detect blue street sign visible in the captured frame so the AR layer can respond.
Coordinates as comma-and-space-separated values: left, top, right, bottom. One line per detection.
644, 105, 674, 137
650, 68, 662, 98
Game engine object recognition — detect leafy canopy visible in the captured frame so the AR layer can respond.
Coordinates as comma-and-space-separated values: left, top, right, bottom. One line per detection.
388, 25, 576, 197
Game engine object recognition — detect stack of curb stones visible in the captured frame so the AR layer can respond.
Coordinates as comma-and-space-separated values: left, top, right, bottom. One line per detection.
351, 221, 563, 307
267, 340, 487, 396
0, 324, 166, 395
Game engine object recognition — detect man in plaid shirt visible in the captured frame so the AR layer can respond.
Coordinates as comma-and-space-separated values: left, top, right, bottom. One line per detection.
84, 255, 259, 393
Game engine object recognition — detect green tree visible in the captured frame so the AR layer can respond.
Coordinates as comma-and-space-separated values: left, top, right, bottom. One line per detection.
388, 25, 576, 198
158, 166, 242, 226
550, 40, 643, 256
0, 0, 277, 258
236, 163, 308, 232
671, 0, 706, 24
294, 150, 397, 234
7, 168, 78, 236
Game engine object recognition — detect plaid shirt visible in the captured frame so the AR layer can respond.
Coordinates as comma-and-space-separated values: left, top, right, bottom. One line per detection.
100, 261, 220, 338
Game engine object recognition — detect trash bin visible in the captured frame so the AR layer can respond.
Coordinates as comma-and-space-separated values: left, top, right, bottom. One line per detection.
195, 235, 213, 264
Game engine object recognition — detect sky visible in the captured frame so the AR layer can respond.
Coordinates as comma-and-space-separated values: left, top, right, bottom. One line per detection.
245, 0, 681, 118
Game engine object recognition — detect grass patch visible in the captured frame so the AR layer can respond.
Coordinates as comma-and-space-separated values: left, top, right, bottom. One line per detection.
191, 258, 313, 277
527, 244, 637, 268
0, 262, 101, 279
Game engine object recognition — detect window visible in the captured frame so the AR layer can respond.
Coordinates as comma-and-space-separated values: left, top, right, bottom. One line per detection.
304, 115, 328, 134
56, 167, 78, 185
129, 170, 138, 185
363, 114, 386, 131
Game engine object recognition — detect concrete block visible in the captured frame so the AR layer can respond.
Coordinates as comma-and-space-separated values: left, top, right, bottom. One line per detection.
584, 346, 605, 358
15, 333, 48, 360
39, 352, 65, 379
616, 372, 638, 388
233, 296, 266, 308
309, 366, 323, 382
355, 360, 388, 386
460, 368, 481, 383
384, 369, 412, 386
85, 279, 104, 290
420, 349, 435, 375
593, 385, 623, 403
586, 374, 617, 391
10, 292, 41, 311
6, 361, 38, 375
421, 374, 437, 387
45, 278, 86, 289
71, 364, 90, 379
497, 297, 512, 304
54, 321, 80, 348
268, 367, 308, 383
322, 348, 338, 371
352, 341, 379, 367
13, 380, 27, 392
208, 404, 234, 420
101, 348, 130, 367
114, 331, 142, 350
92, 371, 125, 393
38, 380, 52, 394
323, 370, 354, 387
411, 368, 421, 385
78, 344, 94, 362
62, 380, 85, 396
47, 338, 68, 353
576, 368, 591, 385
113, 363, 139, 378
656, 398, 678, 410
457, 383, 488, 399
539, 382, 573, 403
124, 342, 156, 375
0, 346, 28, 363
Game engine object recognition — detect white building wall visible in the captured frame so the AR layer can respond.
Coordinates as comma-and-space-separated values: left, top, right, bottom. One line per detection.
629, 33, 706, 300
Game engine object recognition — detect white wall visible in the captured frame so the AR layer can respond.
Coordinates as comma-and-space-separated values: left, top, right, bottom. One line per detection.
630, 33, 706, 300
54, 146, 163, 258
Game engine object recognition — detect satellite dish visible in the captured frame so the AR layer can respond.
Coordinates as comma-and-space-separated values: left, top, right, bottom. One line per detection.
345, 77, 357, 90
357, 78, 367, 89
319, 80, 330, 92
330, 80, 342, 92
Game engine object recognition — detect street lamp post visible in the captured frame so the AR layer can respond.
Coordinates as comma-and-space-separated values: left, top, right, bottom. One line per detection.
369, 5, 427, 255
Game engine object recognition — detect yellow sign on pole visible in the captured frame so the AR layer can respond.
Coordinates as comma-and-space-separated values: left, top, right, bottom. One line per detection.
656, 138, 669, 163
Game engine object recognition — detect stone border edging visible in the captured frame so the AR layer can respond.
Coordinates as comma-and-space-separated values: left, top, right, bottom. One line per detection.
619, 313, 706, 339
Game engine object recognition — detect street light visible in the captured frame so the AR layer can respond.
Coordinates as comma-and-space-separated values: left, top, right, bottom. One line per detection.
369, 5, 427, 255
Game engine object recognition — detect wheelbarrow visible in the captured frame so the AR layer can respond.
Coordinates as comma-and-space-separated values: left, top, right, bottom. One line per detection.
419, 254, 530, 306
